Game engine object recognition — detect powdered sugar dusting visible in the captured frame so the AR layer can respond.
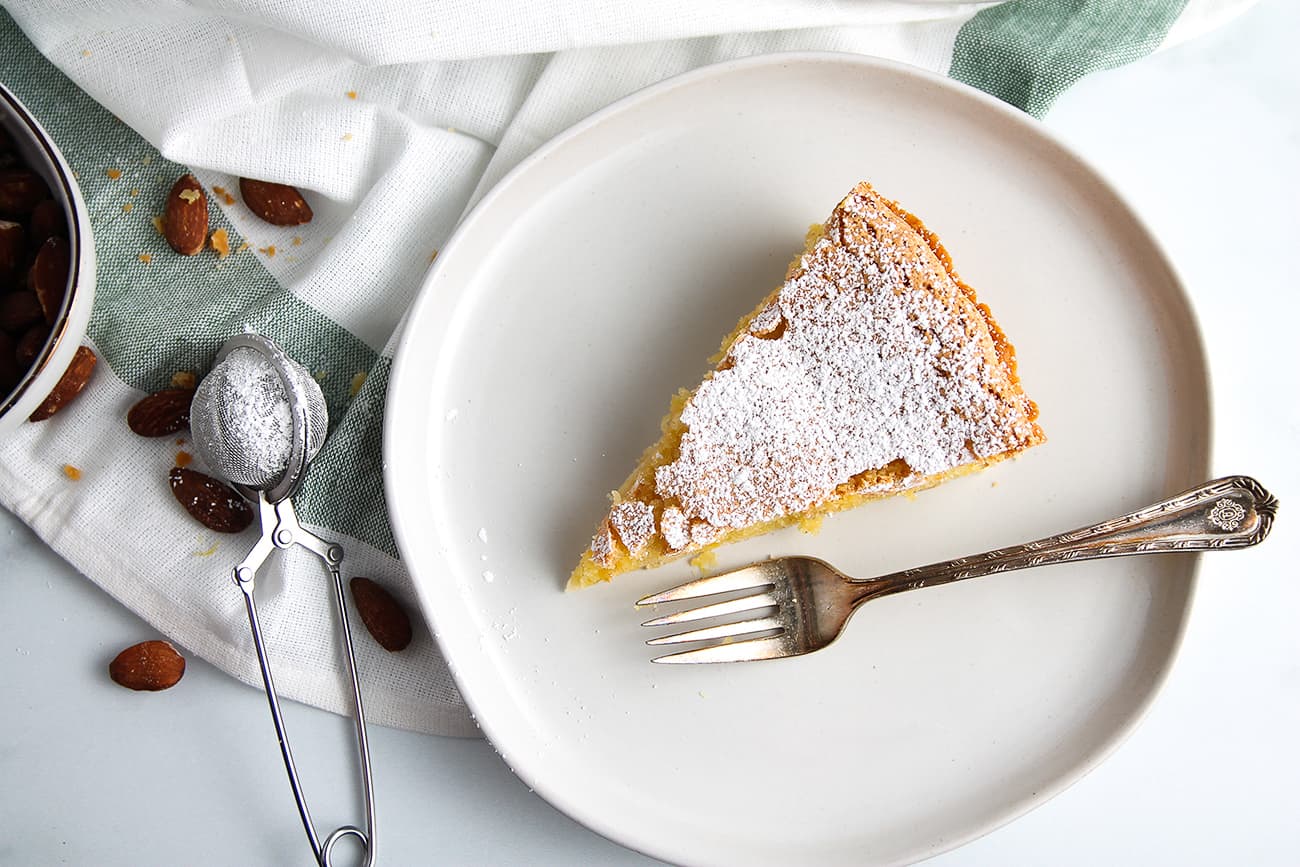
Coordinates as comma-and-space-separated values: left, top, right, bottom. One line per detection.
586, 183, 1040, 572
748, 304, 784, 336
198, 347, 293, 480
609, 500, 655, 555
651, 186, 1032, 531
689, 520, 721, 547
591, 522, 615, 565
660, 506, 690, 551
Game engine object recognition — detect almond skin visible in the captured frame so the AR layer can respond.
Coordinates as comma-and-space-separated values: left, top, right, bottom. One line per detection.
27, 199, 65, 246
0, 331, 17, 392
14, 323, 49, 367
29, 344, 96, 421
349, 577, 413, 652
0, 219, 24, 287
109, 640, 186, 691
30, 236, 70, 325
127, 387, 195, 436
164, 174, 209, 255
168, 466, 254, 533
239, 178, 313, 226
0, 170, 48, 218
0, 289, 43, 333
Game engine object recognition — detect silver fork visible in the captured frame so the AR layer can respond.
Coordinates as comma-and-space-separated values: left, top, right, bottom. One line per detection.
636, 476, 1278, 664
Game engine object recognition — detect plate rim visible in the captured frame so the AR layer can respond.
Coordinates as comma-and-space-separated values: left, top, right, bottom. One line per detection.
385, 50, 1213, 865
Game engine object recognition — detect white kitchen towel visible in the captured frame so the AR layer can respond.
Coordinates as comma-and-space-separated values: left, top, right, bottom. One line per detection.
0, 0, 1255, 736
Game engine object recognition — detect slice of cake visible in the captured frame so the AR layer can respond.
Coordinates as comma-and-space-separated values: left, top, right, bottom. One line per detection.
568, 181, 1044, 589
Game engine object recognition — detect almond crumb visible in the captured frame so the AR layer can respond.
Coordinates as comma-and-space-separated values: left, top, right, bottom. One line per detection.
138, 253, 152, 264
341, 133, 354, 141
237, 242, 250, 252
291, 236, 302, 246
175, 450, 193, 467
174, 437, 186, 446
210, 228, 231, 259
313, 370, 328, 382
689, 549, 719, 572
258, 245, 276, 257
349, 371, 367, 397
150, 215, 165, 235
346, 90, 358, 99
130, 188, 140, 197
106, 168, 122, 180
170, 371, 196, 389
62, 464, 82, 481
80, 49, 91, 57
178, 188, 201, 204
121, 202, 134, 213
142, 155, 153, 166
211, 185, 236, 206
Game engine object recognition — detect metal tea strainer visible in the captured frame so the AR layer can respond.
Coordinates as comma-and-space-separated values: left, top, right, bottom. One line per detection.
191, 333, 376, 867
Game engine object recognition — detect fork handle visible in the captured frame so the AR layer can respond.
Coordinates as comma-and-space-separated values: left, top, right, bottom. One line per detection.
868, 476, 1277, 597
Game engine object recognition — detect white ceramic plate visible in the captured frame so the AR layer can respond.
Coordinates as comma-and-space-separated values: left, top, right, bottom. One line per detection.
386, 54, 1210, 866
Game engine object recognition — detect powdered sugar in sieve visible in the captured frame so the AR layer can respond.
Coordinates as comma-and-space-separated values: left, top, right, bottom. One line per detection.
190, 341, 326, 492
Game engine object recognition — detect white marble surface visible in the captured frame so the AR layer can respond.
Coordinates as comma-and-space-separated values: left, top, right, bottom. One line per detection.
2, 2, 1297, 864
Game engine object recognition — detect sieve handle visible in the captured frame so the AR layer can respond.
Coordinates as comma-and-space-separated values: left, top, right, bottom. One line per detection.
235, 495, 377, 867
237, 579, 323, 859
320, 554, 378, 867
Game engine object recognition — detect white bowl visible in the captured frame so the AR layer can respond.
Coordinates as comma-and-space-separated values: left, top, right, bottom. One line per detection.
0, 82, 96, 435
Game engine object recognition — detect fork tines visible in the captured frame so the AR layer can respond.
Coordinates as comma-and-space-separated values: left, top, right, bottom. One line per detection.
636, 565, 786, 663
636, 566, 776, 606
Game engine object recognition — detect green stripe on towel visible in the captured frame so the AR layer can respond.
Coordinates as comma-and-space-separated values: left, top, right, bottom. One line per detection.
0, 11, 397, 556
950, 0, 1188, 118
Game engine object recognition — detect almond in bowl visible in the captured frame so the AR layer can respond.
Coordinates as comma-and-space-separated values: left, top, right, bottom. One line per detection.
0, 82, 97, 434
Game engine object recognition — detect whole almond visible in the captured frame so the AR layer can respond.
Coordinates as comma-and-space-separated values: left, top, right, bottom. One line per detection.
239, 177, 313, 226
0, 170, 48, 218
349, 577, 413, 652
14, 322, 50, 367
28, 199, 66, 246
29, 344, 96, 421
127, 387, 195, 436
0, 290, 44, 333
168, 466, 254, 533
0, 331, 17, 391
164, 174, 209, 255
30, 236, 70, 325
109, 640, 186, 691
0, 220, 24, 286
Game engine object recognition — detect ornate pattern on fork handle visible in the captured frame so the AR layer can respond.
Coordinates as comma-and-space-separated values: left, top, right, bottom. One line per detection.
891, 476, 1278, 589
